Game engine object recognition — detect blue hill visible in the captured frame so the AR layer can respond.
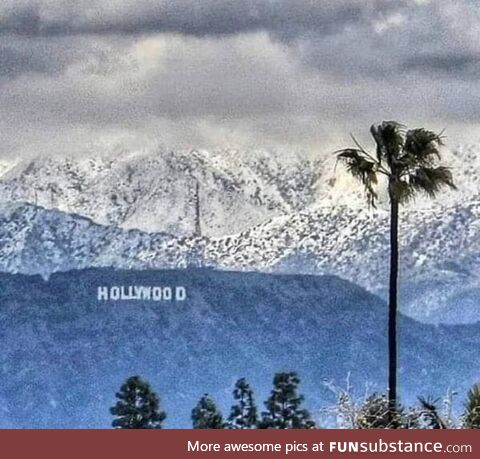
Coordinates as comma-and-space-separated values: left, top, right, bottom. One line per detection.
0, 268, 477, 428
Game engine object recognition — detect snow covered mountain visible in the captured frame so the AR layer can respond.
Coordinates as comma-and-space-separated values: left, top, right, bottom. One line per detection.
0, 202, 176, 275
0, 148, 321, 237
0, 144, 477, 236
207, 204, 480, 324
0, 143, 478, 324
0, 201, 477, 324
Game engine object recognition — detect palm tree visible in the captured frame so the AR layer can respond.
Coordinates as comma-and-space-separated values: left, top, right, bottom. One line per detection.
336, 121, 456, 419
464, 383, 480, 428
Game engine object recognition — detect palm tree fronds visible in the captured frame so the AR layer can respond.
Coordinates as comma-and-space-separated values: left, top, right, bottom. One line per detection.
418, 397, 447, 429
336, 149, 379, 207
464, 383, 480, 428
382, 120, 406, 130
409, 166, 457, 198
380, 122, 405, 157
390, 179, 415, 204
370, 124, 386, 164
402, 129, 444, 167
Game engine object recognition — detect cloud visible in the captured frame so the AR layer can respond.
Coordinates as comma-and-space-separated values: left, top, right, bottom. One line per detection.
0, 45, 49, 78
0, 1, 405, 38
402, 53, 480, 78
0, 0, 479, 159
0, 38, 86, 79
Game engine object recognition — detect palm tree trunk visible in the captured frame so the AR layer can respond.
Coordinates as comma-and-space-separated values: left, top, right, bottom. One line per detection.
388, 191, 399, 421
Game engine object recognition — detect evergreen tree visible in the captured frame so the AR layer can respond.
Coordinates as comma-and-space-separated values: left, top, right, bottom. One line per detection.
464, 384, 480, 429
228, 378, 258, 429
192, 394, 225, 429
110, 376, 166, 429
260, 372, 315, 429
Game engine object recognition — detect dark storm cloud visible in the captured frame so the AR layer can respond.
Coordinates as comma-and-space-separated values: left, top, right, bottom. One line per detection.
0, 1, 405, 38
0, 46, 47, 77
401, 53, 480, 78
0, 0, 479, 158
0, 43, 72, 78
0, 36, 99, 81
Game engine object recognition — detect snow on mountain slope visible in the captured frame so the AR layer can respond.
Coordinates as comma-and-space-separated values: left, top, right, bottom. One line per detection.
0, 202, 177, 276
0, 201, 478, 324
0, 149, 321, 237
0, 143, 478, 323
0, 142, 476, 235
206, 204, 480, 323
315, 143, 480, 210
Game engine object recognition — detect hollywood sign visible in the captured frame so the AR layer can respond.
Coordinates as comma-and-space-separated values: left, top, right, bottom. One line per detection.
97, 285, 187, 302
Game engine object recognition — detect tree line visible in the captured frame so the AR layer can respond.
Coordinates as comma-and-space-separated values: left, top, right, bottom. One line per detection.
111, 372, 314, 429
110, 373, 480, 429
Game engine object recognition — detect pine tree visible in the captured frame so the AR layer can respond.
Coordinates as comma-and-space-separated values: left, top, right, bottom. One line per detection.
110, 376, 166, 429
464, 384, 480, 429
228, 378, 258, 429
192, 394, 225, 429
260, 372, 315, 429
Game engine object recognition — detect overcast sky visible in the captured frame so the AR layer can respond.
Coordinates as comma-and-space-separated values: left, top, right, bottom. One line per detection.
1, 0, 479, 159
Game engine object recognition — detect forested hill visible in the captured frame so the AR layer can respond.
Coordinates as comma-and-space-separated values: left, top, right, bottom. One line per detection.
0, 268, 477, 428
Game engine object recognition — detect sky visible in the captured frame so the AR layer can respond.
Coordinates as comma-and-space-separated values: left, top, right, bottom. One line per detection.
1, 0, 480, 159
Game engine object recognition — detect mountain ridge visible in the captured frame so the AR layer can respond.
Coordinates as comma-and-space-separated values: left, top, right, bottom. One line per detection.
0, 201, 477, 324
0, 144, 478, 324
0, 149, 322, 237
